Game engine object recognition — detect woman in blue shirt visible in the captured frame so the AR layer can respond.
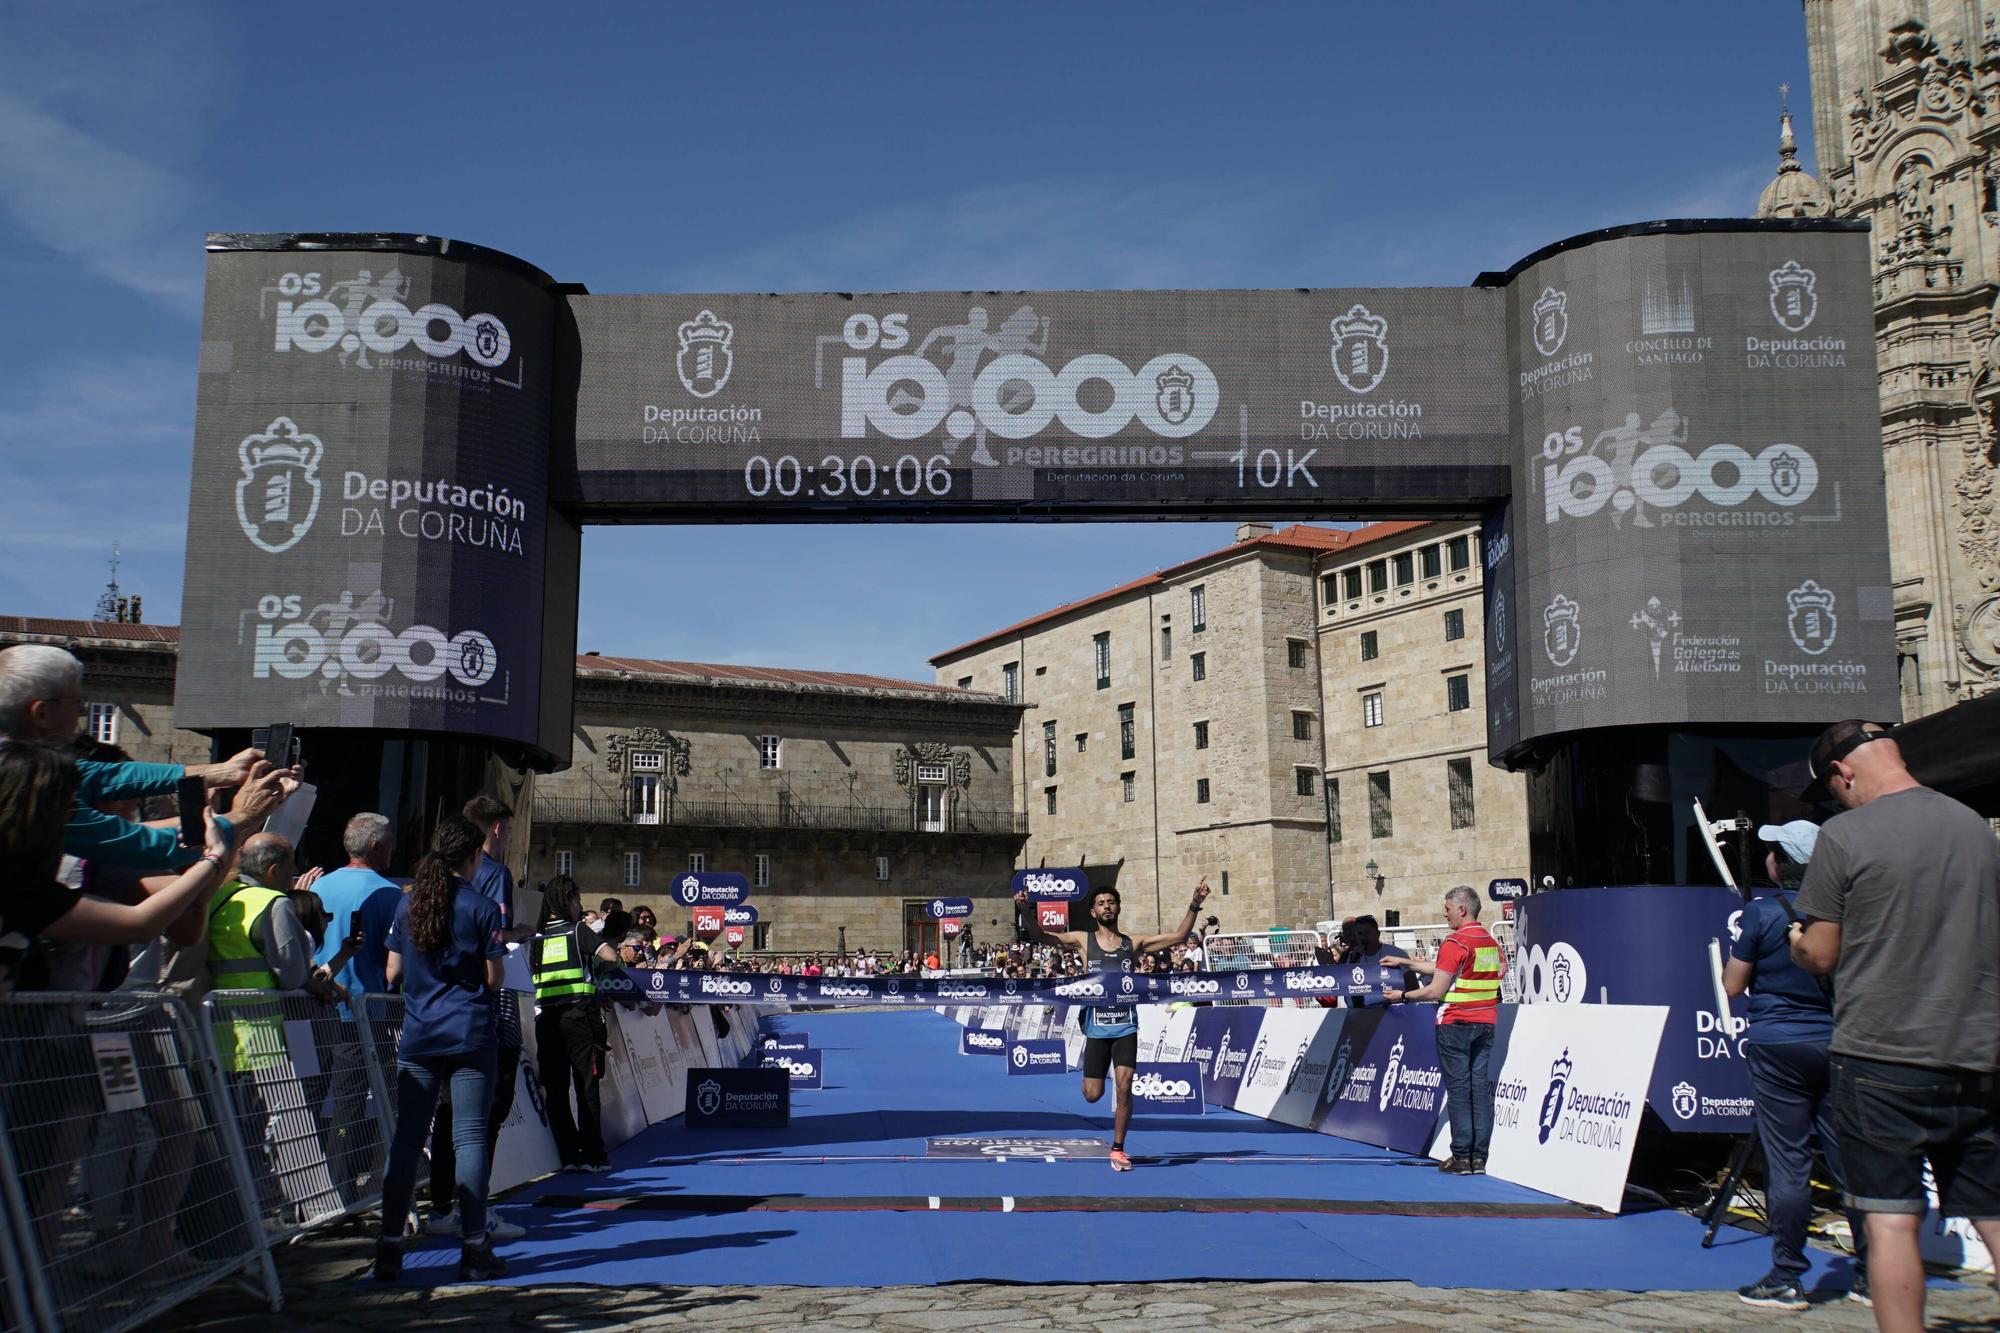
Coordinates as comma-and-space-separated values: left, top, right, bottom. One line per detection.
373, 814, 507, 1282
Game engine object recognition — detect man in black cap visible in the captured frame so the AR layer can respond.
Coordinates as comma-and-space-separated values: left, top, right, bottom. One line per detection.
1789, 719, 2000, 1330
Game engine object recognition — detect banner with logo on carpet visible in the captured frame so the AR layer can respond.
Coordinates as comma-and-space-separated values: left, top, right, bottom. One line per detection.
1484, 1003, 1668, 1213
760, 1048, 825, 1089
1006, 1039, 1068, 1075
1129, 1062, 1204, 1114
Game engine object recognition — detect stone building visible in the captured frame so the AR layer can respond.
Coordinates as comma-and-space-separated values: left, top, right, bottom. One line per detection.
535, 656, 1026, 954
930, 522, 1529, 934
1787, 3, 2000, 714
0, 616, 1027, 956
1313, 522, 1529, 922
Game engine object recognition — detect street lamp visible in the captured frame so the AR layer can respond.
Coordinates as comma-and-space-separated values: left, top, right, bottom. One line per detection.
1363, 859, 1383, 892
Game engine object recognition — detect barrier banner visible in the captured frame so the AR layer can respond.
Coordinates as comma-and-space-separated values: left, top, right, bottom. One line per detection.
961, 1027, 1006, 1056
757, 1031, 810, 1052
1484, 1003, 1667, 1213
1136, 1005, 1195, 1063
1515, 887, 1753, 1132
1005, 1039, 1068, 1075
1267, 1009, 1346, 1128
761, 1048, 824, 1089
1186, 1008, 1268, 1106
611, 964, 1416, 1009
685, 1066, 789, 1127
1233, 1007, 1320, 1120
1311, 1008, 1446, 1153
1130, 1062, 1204, 1114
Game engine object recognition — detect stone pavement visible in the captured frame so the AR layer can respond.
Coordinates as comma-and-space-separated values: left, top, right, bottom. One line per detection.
151, 1216, 2000, 1332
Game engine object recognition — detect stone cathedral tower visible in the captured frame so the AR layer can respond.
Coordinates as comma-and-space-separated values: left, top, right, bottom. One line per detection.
1787, 1, 2000, 713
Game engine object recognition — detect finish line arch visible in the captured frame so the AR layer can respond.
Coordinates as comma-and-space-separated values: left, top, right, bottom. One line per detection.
174, 218, 1894, 777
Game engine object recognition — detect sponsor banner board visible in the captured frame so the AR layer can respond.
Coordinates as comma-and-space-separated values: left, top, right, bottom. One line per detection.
1038, 902, 1071, 932
684, 1066, 790, 1128
723, 925, 746, 945
723, 904, 759, 926
1013, 869, 1088, 901
671, 871, 750, 907
1129, 1062, 1204, 1114
926, 1137, 1111, 1160
1185, 1008, 1267, 1106
1489, 878, 1528, 902
1312, 1008, 1446, 1153
1485, 1003, 1667, 1213
1234, 1008, 1322, 1121
1514, 887, 1753, 1132
925, 896, 975, 920
961, 1027, 1006, 1056
759, 1048, 824, 1090
941, 918, 962, 937
757, 1032, 810, 1053
691, 905, 724, 937
1005, 1039, 1068, 1075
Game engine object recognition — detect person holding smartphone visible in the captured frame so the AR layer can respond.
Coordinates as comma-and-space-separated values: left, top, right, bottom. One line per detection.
1723, 820, 1868, 1311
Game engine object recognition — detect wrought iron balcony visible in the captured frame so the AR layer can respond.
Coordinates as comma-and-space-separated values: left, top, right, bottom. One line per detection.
531, 793, 1028, 837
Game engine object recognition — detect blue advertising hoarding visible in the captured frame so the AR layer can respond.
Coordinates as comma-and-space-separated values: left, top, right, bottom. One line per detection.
1312, 1008, 1445, 1154
1513, 887, 1752, 1133
1005, 1039, 1068, 1075
1012, 869, 1089, 901
670, 871, 750, 907
1129, 1062, 1205, 1114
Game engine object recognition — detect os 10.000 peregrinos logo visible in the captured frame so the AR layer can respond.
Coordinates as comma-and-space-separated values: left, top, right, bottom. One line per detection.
245, 592, 501, 699
1537, 411, 1818, 530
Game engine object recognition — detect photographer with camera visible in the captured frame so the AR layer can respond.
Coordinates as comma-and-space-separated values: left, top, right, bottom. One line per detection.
1722, 820, 1867, 1311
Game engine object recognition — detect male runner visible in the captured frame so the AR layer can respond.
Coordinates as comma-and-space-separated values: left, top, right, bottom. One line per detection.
1015, 879, 1210, 1170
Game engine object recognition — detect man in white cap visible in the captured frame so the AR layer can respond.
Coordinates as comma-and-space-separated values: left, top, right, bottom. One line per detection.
1723, 819, 1866, 1310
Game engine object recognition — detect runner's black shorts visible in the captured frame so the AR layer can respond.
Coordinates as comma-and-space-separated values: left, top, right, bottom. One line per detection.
1082, 1033, 1138, 1079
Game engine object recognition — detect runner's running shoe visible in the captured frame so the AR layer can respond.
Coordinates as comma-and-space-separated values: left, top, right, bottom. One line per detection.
1109, 1148, 1133, 1172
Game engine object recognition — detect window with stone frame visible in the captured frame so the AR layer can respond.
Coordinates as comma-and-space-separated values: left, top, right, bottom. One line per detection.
1002, 662, 1020, 703
1368, 770, 1392, 839
1447, 534, 1471, 571
1446, 673, 1471, 712
87, 703, 118, 745
1122, 771, 1136, 803
1342, 568, 1362, 600
1443, 608, 1465, 642
1367, 560, 1388, 594
1045, 786, 1057, 815
758, 735, 782, 769
1421, 544, 1442, 579
1326, 778, 1342, 844
1044, 721, 1057, 777
1118, 703, 1136, 761
555, 849, 574, 877
754, 853, 771, 888
1360, 630, 1378, 661
688, 852, 705, 872
1075, 731, 1088, 753
624, 851, 642, 887
1362, 691, 1383, 728
1190, 584, 1207, 632
1295, 767, 1316, 797
1193, 720, 1209, 750
1190, 652, 1206, 682
1394, 552, 1415, 586
1448, 757, 1476, 830
1292, 710, 1313, 740
1093, 632, 1111, 689
1287, 638, 1309, 668
876, 856, 891, 881
1196, 778, 1211, 804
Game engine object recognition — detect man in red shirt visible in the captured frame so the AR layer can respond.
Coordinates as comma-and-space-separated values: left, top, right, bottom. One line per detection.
1384, 885, 1504, 1174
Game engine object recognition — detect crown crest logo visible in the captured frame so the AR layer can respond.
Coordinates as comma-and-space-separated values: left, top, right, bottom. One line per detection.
1768, 260, 1816, 297
1531, 287, 1570, 356
675, 309, 735, 398
1329, 303, 1390, 394
1786, 579, 1833, 614
1786, 579, 1838, 656
1768, 261, 1819, 331
235, 416, 324, 555
1549, 1048, 1575, 1083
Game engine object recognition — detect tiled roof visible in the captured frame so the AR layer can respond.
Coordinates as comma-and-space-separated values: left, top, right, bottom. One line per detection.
0, 616, 181, 644
578, 655, 995, 699
929, 520, 1436, 663
0, 617, 1003, 702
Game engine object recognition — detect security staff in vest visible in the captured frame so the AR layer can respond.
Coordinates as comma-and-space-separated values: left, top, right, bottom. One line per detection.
531, 874, 622, 1172
1384, 885, 1505, 1173
207, 833, 340, 1207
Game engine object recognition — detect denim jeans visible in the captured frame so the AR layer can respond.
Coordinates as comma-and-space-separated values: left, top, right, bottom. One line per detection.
1745, 1041, 1867, 1280
1436, 1021, 1495, 1159
381, 1051, 496, 1242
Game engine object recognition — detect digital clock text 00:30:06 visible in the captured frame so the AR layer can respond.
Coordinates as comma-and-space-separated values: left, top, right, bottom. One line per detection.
742, 454, 956, 499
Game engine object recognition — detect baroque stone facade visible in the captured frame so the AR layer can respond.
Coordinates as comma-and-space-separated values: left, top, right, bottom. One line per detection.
1793, 2, 2000, 711
930, 523, 1529, 934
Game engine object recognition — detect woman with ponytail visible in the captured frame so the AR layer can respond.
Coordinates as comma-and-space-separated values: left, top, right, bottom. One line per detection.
374, 814, 509, 1282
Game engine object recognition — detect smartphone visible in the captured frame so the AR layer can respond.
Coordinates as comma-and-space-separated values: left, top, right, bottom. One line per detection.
176, 775, 207, 849
267, 723, 296, 769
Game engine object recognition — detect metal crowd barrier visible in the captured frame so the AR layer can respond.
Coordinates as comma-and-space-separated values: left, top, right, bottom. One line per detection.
200, 990, 391, 1250
0, 991, 281, 1333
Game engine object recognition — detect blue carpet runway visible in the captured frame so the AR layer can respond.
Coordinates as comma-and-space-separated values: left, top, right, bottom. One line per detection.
387, 1009, 1863, 1292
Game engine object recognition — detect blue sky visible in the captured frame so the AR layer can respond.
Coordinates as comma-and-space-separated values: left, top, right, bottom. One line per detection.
1, 1, 1816, 682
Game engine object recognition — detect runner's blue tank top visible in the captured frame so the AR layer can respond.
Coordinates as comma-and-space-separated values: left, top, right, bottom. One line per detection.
1081, 932, 1138, 1037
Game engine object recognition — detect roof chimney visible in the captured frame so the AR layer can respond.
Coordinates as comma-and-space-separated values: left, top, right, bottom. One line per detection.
1234, 522, 1275, 543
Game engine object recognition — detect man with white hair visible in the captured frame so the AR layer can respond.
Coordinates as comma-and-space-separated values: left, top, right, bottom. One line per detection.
1384, 884, 1505, 1174
0, 644, 289, 868
309, 813, 402, 999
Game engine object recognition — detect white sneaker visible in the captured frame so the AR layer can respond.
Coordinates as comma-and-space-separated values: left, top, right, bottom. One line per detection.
484, 1214, 525, 1243
424, 1210, 461, 1237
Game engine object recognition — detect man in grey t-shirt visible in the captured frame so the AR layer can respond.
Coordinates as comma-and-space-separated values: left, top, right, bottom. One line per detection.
1790, 719, 2000, 1328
